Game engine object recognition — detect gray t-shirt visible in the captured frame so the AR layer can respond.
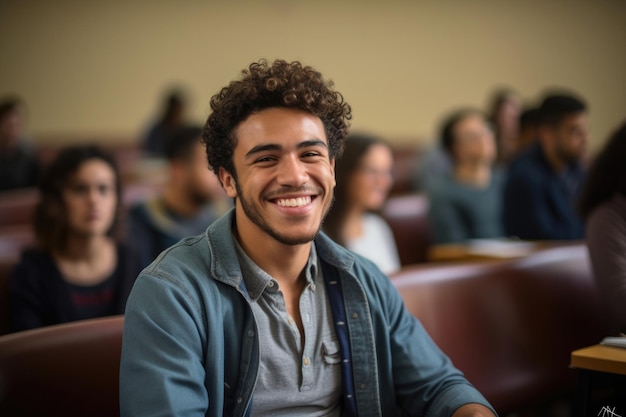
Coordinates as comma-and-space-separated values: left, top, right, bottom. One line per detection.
234, 240, 342, 416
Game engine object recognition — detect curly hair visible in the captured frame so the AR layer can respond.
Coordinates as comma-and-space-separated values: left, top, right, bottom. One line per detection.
578, 120, 626, 219
202, 59, 352, 178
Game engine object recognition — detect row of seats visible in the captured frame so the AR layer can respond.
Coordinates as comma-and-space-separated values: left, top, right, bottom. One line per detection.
0, 189, 432, 334
0, 242, 603, 416
391, 242, 606, 414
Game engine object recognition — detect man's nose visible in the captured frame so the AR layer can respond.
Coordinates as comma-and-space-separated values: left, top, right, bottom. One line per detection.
276, 155, 308, 186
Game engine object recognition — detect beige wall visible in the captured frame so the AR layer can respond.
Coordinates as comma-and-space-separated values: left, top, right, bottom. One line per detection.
1, 0, 625, 151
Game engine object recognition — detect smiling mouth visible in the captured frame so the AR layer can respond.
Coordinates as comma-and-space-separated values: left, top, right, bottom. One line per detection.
275, 196, 313, 208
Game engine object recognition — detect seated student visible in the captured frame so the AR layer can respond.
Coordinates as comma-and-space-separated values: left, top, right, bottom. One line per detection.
486, 88, 522, 167
514, 106, 542, 155
503, 92, 588, 240
141, 88, 188, 156
9, 145, 140, 332
120, 58, 496, 417
323, 133, 400, 274
579, 120, 626, 335
427, 108, 505, 244
0, 96, 40, 191
127, 125, 231, 268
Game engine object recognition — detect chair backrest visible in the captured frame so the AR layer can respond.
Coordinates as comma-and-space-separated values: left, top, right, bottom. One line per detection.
0, 187, 38, 227
391, 243, 607, 414
0, 315, 125, 417
382, 193, 432, 265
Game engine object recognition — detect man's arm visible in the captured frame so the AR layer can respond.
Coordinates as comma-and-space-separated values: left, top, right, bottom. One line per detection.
120, 272, 209, 417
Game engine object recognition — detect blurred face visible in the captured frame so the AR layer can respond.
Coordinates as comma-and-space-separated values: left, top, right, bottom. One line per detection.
348, 144, 394, 211
551, 113, 589, 163
62, 159, 117, 238
0, 109, 24, 145
219, 107, 336, 246
496, 97, 521, 135
452, 114, 496, 165
182, 141, 224, 205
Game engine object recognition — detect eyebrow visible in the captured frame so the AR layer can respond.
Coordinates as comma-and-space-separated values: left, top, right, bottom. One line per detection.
244, 139, 328, 159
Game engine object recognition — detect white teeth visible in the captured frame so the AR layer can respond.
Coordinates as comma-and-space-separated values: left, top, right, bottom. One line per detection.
276, 196, 312, 207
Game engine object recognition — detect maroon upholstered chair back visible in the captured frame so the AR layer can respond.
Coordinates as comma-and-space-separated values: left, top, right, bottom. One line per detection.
382, 193, 432, 265
0, 315, 125, 417
391, 244, 607, 414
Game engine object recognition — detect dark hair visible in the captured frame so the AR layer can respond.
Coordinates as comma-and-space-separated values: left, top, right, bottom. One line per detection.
160, 89, 186, 124
163, 125, 203, 161
519, 106, 542, 130
578, 121, 626, 219
0, 96, 23, 121
538, 93, 587, 127
439, 108, 485, 157
33, 145, 122, 253
323, 133, 391, 246
202, 59, 352, 178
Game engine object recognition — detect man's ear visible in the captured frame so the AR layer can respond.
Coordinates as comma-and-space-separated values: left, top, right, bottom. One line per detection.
219, 167, 238, 198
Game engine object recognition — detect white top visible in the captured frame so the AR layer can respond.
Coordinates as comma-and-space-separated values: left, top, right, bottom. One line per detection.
347, 213, 401, 275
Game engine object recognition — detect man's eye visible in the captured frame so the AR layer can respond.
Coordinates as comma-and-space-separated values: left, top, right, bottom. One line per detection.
255, 156, 275, 163
302, 151, 321, 158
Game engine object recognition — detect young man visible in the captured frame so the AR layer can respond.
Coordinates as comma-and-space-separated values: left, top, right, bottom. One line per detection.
126, 125, 231, 268
120, 59, 497, 417
503, 93, 589, 240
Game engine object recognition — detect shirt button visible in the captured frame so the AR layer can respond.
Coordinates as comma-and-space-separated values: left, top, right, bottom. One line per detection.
360, 383, 367, 389
303, 357, 310, 366
237, 397, 243, 404
352, 312, 359, 319
268, 281, 275, 288
310, 283, 316, 291
248, 330, 255, 337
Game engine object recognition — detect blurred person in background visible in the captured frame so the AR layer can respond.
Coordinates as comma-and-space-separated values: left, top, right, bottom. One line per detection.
323, 133, 400, 275
127, 125, 231, 269
0, 95, 41, 191
141, 88, 188, 156
427, 108, 505, 244
514, 105, 542, 156
9, 145, 141, 332
579, 120, 626, 335
486, 88, 522, 167
503, 92, 588, 240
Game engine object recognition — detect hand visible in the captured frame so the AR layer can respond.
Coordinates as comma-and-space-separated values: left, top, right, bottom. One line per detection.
451, 403, 497, 417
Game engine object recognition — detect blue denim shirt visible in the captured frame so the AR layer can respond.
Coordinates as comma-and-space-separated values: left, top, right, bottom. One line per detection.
120, 210, 495, 416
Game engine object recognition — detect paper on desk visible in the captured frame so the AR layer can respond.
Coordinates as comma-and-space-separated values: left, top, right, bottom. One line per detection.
600, 336, 626, 349
466, 239, 536, 258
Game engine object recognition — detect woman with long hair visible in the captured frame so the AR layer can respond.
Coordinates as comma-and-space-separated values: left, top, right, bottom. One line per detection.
9, 144, 140, 332
323, 133, 400, 274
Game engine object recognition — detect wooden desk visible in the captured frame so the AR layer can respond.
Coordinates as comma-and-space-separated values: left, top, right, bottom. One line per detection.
571, 344, 626, 376
571, 344, 626, 416
427, 240, 540, 262
427, 240, 582, 262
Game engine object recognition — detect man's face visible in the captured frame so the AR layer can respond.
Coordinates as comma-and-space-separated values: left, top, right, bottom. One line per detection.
219, 107, 336, 246
182, 141, 224, 206
551, 113, 589, 163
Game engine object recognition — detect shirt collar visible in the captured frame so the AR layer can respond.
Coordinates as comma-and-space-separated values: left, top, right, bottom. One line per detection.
233, 239, 318, 301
